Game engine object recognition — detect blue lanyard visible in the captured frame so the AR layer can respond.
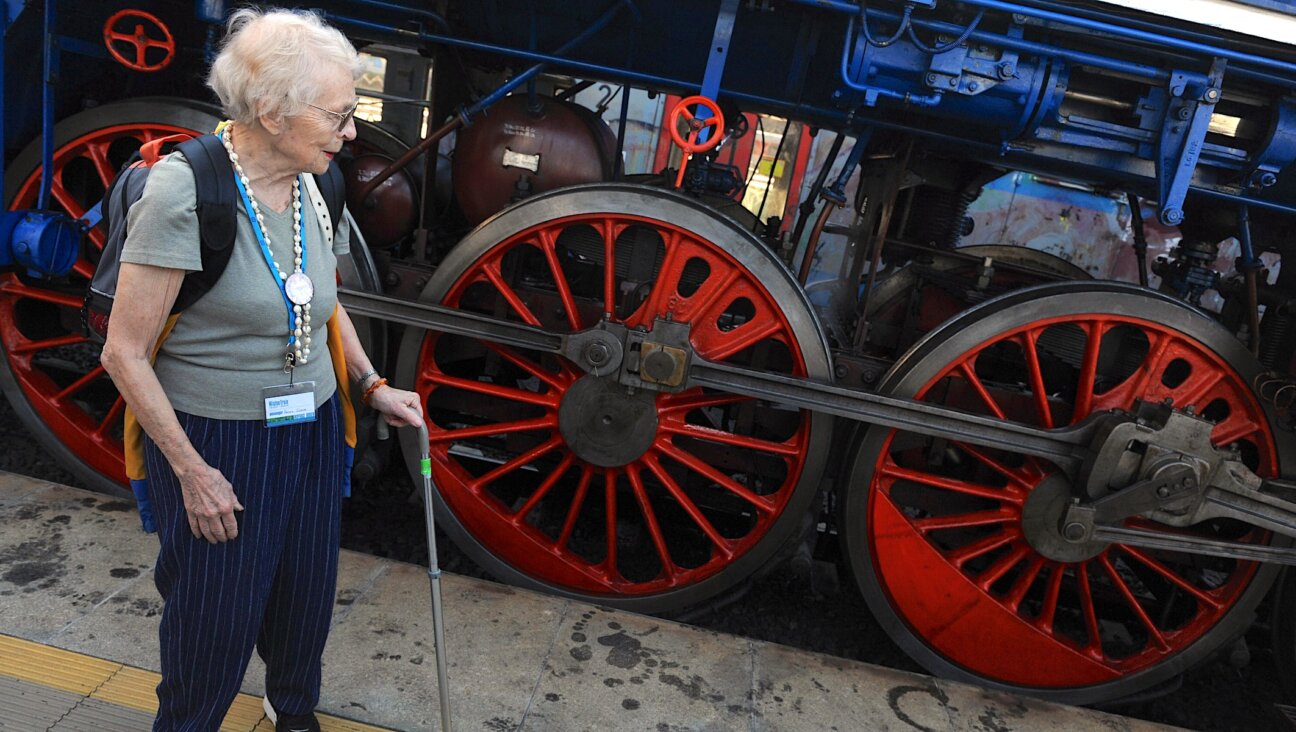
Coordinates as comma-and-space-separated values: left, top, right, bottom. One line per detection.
231, 172, 307, 346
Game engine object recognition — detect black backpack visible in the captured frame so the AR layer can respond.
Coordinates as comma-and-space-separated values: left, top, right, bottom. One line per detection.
83, 132, 345, 340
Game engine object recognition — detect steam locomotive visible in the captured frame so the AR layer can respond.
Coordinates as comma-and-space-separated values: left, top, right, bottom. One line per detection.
6, 0, 1296, 707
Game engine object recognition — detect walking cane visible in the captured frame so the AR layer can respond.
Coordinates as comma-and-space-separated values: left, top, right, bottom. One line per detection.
416, 421, 453, 731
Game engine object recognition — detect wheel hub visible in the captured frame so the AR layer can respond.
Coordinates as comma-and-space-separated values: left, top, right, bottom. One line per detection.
558, 375, 659, 467
1021, 474, 1109, 562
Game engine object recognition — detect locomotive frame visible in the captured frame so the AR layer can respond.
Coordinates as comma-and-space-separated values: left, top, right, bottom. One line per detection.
7, 0, 1296, 707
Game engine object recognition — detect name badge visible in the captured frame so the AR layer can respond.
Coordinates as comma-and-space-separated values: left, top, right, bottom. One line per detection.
263, 382, 317, 427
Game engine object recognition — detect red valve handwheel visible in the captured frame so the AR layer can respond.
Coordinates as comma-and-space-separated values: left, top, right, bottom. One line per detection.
103, 9, 176, 73
668, 96, 725, 188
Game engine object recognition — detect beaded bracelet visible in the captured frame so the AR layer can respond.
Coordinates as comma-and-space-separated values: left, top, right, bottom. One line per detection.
356, 369, 378, 388
361, 377, 388, 405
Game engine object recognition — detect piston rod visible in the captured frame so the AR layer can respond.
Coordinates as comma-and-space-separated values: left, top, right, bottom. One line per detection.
340, 289, 1094, 471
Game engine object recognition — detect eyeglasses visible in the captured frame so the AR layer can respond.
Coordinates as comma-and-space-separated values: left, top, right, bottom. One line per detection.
305, 100, 359, 132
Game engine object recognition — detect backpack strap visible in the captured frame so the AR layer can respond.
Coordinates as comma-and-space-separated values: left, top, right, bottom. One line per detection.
173, 134, 238, 313
304, 160, 346, 249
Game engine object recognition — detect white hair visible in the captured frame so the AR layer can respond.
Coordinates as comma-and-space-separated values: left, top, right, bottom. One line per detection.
207, 7, 361, 126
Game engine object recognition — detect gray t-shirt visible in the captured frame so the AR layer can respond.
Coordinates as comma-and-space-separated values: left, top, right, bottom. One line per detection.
119, 153, 351, 420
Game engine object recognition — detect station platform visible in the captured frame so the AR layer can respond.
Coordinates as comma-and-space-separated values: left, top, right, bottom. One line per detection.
0, 471, 1179, 731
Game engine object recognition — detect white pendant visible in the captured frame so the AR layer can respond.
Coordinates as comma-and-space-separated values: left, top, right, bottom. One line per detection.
284, 272, 314, 306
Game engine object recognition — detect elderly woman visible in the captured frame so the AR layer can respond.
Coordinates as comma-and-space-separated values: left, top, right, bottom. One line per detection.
99, 8, 421, 731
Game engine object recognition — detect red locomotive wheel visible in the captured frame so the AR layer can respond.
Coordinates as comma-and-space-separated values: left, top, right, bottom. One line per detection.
395, 184, 832, 612
842, 282, 1289, 704
2, 99, 222, 495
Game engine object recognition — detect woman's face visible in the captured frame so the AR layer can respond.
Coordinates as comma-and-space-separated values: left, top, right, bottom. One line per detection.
276, 65, 357, 176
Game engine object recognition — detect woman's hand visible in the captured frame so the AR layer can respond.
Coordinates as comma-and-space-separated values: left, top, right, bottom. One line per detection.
366, 385, 424, 428
176, 462, 244, 543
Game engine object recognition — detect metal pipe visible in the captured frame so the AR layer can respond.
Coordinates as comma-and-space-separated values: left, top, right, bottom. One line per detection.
348, 0, 634, 204
1126, 192, 1149, 287
798, 199, 835, 285
1237, 204, 1262, 357
787, 0, 1296, 79
345, 0, 449, 31
791, 0, 1171, 82
38, 0, 55, 209
791, 131, 844, 251
855, 142, 913, 350
1064, 90, 1135, 112
840, 16, 943, 106
355, 116, 461, 209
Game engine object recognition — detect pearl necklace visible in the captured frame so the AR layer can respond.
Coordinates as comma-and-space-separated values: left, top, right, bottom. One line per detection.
220, 125, 312, 365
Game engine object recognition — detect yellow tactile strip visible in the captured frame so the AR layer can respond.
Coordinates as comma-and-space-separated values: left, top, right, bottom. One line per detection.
0, 634, 393, 731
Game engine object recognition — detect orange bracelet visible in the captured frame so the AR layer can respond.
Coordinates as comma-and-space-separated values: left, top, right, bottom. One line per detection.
361, 377, 388, 405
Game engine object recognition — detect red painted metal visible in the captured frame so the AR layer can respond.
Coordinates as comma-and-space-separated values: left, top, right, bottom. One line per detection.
867, 313, 1275, 687
667, 96, 723, 189
103, 10, 176, 73
414, 212, 813, 596
5, 123, 197, 487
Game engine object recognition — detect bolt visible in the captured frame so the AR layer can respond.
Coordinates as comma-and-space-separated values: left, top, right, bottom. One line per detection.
1177, 107, 1191, 120
1062, 522, 1087, 542
862, 370, 878, 384
998, 62, 1015, 79
1157, 486, 1170, 497
968, 81, 980, 92
1257, 171, 1278, 188
1181, 476, 1194, 487
584, 341, 611, 367
834, 364, 848, 379
925, 73, 938, 85
949, 77, 958, 88
1171, 84, 1186, 96
1162, 207, 1184, 225
1206, 88, 1220, 101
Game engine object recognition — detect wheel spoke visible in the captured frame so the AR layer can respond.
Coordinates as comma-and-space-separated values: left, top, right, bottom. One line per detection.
49, 184, 89, 221
10, 333, 88, 355
628, 230, 684, 328
85, 140, 118, 188
54, 365, 106, 403
95, 397, 126, 438
913, 507, 1016, 532
946, 530, 1019, 568
556, 466, 595, 548
664, 421, 801, 457
481, 263, 543, 326
1003, 556, 1047, 612
1019, 330, 1054, 429
642, 454, 734, 559
952, 441, 1035, 492
1072, 321, 1105, 422
626, 465, 676, 582
537, 228, 582, 331
425, 369, 558, 408
657, 441, 777, 514
1095, 331, 1170, 410
1077, 564, 1104, 659
601, 219, 617, 316
0, 280, 83, 309
481, 341, 569, 392
1212, 416, 1261, 447
511, 453, 577, 525
603, 469, 619, 577
976, 543, 1032, 591
1116, 545, 1226, 610
658, 390, 748, 413
878, 460, 1024, 505
957, 361, 1007, 419
1099, 554, 1171, 652
1035, 563, 1065, 631
705, 319, 783, 363
429, 416, 554, 443
467, 435, 565, 492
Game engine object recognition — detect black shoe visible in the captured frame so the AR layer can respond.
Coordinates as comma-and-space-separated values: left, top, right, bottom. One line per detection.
263, 696, 321, 732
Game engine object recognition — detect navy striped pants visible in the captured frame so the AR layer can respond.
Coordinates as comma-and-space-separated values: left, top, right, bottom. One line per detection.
144, 394, 344, 731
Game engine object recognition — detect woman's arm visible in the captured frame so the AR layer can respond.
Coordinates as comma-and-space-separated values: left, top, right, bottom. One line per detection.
335, 303, 423, 427
100, 262, 243, 544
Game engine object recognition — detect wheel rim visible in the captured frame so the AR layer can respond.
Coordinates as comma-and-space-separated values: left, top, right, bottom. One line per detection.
398, 184, 831, 610
844, 282, 1285, 702
2, 101, 221, 492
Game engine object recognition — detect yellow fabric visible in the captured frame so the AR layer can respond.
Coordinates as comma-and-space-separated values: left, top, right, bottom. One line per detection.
327, 304, 359, 450
123, 314, 181, 481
